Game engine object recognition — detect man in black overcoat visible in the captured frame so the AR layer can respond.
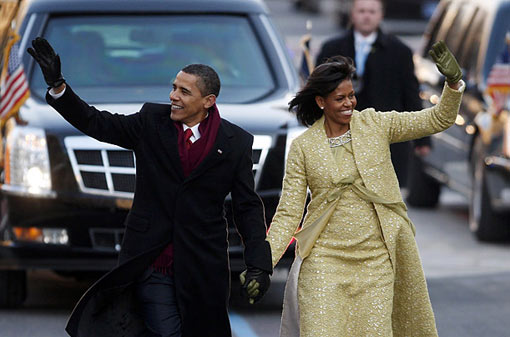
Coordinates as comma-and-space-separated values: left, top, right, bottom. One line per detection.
315, 0, 430, 187
28, 38, 272, 337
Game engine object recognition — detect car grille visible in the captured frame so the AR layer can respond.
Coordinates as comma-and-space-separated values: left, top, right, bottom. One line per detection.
65, 135, 272, 198
65, 137, 136, 198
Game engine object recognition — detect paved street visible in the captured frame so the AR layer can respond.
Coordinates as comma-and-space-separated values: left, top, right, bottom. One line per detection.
413, 192, 510, 337
1, 1, 510, 337
2, 190, 510, 337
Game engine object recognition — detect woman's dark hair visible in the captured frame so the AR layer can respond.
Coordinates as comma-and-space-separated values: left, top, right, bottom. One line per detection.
289, 56, 356, 126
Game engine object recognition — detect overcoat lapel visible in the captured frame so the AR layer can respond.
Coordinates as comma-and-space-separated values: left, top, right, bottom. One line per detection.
184, 121, 232, 184
157, 115, 185, 180
345, 30, 356, 58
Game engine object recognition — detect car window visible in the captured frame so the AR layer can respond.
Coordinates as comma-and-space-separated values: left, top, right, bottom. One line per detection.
30, 15, 276, 104
443, 3, 477, 55
423, 0, 452, 55
458, 6, 486, 82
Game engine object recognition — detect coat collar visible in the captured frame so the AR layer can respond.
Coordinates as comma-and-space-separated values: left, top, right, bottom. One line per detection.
308, 113, 364, 186
158, 115, 184, 180
348, 28, 389, 49
184, 120, 232, 184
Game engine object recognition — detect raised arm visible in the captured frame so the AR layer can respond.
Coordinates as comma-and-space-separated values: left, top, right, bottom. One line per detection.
376, 41, 464, 144
28, 37, 142, 150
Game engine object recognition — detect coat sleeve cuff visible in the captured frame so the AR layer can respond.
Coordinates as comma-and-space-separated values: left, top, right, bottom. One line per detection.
48, 86, 66, 99
244, 240, 273, 274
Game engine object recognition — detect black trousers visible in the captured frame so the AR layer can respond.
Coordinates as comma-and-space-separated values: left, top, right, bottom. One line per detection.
136, 268, 182, 337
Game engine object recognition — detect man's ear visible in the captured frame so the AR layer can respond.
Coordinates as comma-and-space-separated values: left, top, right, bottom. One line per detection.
203, 94, 216, 109
315, 96, 324, 109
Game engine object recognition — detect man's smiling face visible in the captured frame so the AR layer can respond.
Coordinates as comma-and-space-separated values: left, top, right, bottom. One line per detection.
169, 71, 212, 126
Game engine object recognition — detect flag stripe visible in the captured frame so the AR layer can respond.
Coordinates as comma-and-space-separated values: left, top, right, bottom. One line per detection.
1, 65, 24, 92
0, 74, 28, 113
0, 87, 29, 118
0, 91, 30, 124
1, 78, 28, 110
1, 71, 26, 105
1, 31, 30, 125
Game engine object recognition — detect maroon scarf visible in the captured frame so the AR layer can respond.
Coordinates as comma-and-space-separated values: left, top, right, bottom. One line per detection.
151, 104, 221, 275
175, 103, 221, 176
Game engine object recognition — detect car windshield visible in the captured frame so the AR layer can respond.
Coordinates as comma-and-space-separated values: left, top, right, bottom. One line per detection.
31, 15, 276, 104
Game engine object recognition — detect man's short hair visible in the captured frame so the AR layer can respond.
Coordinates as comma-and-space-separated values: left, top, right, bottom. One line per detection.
181, 64, 221, 98
353, 0, 385, 10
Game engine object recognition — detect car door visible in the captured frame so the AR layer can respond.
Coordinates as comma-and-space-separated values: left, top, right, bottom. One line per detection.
419, 0, 486, 195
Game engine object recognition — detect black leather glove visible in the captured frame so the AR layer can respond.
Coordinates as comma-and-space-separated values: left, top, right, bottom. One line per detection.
239, 267, 270, 304
27, 37, 65, 88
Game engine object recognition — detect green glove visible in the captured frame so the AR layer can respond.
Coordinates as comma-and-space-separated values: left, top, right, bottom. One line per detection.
240, 267, 270, 304
428, 40, 462, 85
239, 270, 256, 304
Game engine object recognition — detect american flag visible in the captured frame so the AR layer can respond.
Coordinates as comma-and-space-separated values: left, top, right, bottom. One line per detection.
298, 20, 314, 85
486, 33, 510, 98
0, 31, 30, 125
299, 33, 313, 84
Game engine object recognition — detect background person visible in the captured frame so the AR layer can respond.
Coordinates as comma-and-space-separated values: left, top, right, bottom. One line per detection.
315, 0, 431, 187
268, 41, 463, 336
28, 37, 271, 337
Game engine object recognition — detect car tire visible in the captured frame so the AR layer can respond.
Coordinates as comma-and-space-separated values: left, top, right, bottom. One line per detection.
469, 137, 510, 242
405, 154, 441, 208
0, 270, 27, 308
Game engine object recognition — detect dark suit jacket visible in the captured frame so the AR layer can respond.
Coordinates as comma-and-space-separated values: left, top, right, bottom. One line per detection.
48, 86, 272, 337
316, 29, 430, 185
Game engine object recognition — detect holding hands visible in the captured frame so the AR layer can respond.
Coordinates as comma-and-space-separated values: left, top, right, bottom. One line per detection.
27, 37, 65, 89
240, 267, 270, 304
428, 40, 462, 88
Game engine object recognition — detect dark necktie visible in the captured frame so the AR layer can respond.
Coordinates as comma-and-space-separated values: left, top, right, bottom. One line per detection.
184, 128, 193, 150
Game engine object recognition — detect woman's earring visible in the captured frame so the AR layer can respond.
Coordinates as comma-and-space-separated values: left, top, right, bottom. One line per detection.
320, 106, 324, 110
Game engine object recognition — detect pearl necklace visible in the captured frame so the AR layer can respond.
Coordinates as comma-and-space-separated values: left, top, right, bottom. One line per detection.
328, 130, 352, 148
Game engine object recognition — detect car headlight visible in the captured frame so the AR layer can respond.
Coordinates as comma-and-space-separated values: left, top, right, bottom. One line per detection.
5, 126, 53, 195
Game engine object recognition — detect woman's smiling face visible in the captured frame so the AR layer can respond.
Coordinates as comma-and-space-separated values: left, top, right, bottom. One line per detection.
316, 79, 357, 129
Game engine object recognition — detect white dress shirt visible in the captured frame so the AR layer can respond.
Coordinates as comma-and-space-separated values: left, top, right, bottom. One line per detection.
182, 123, 201, 143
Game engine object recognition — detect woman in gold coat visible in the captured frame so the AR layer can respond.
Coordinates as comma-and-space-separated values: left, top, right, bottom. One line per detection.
265, 41, 464, 336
